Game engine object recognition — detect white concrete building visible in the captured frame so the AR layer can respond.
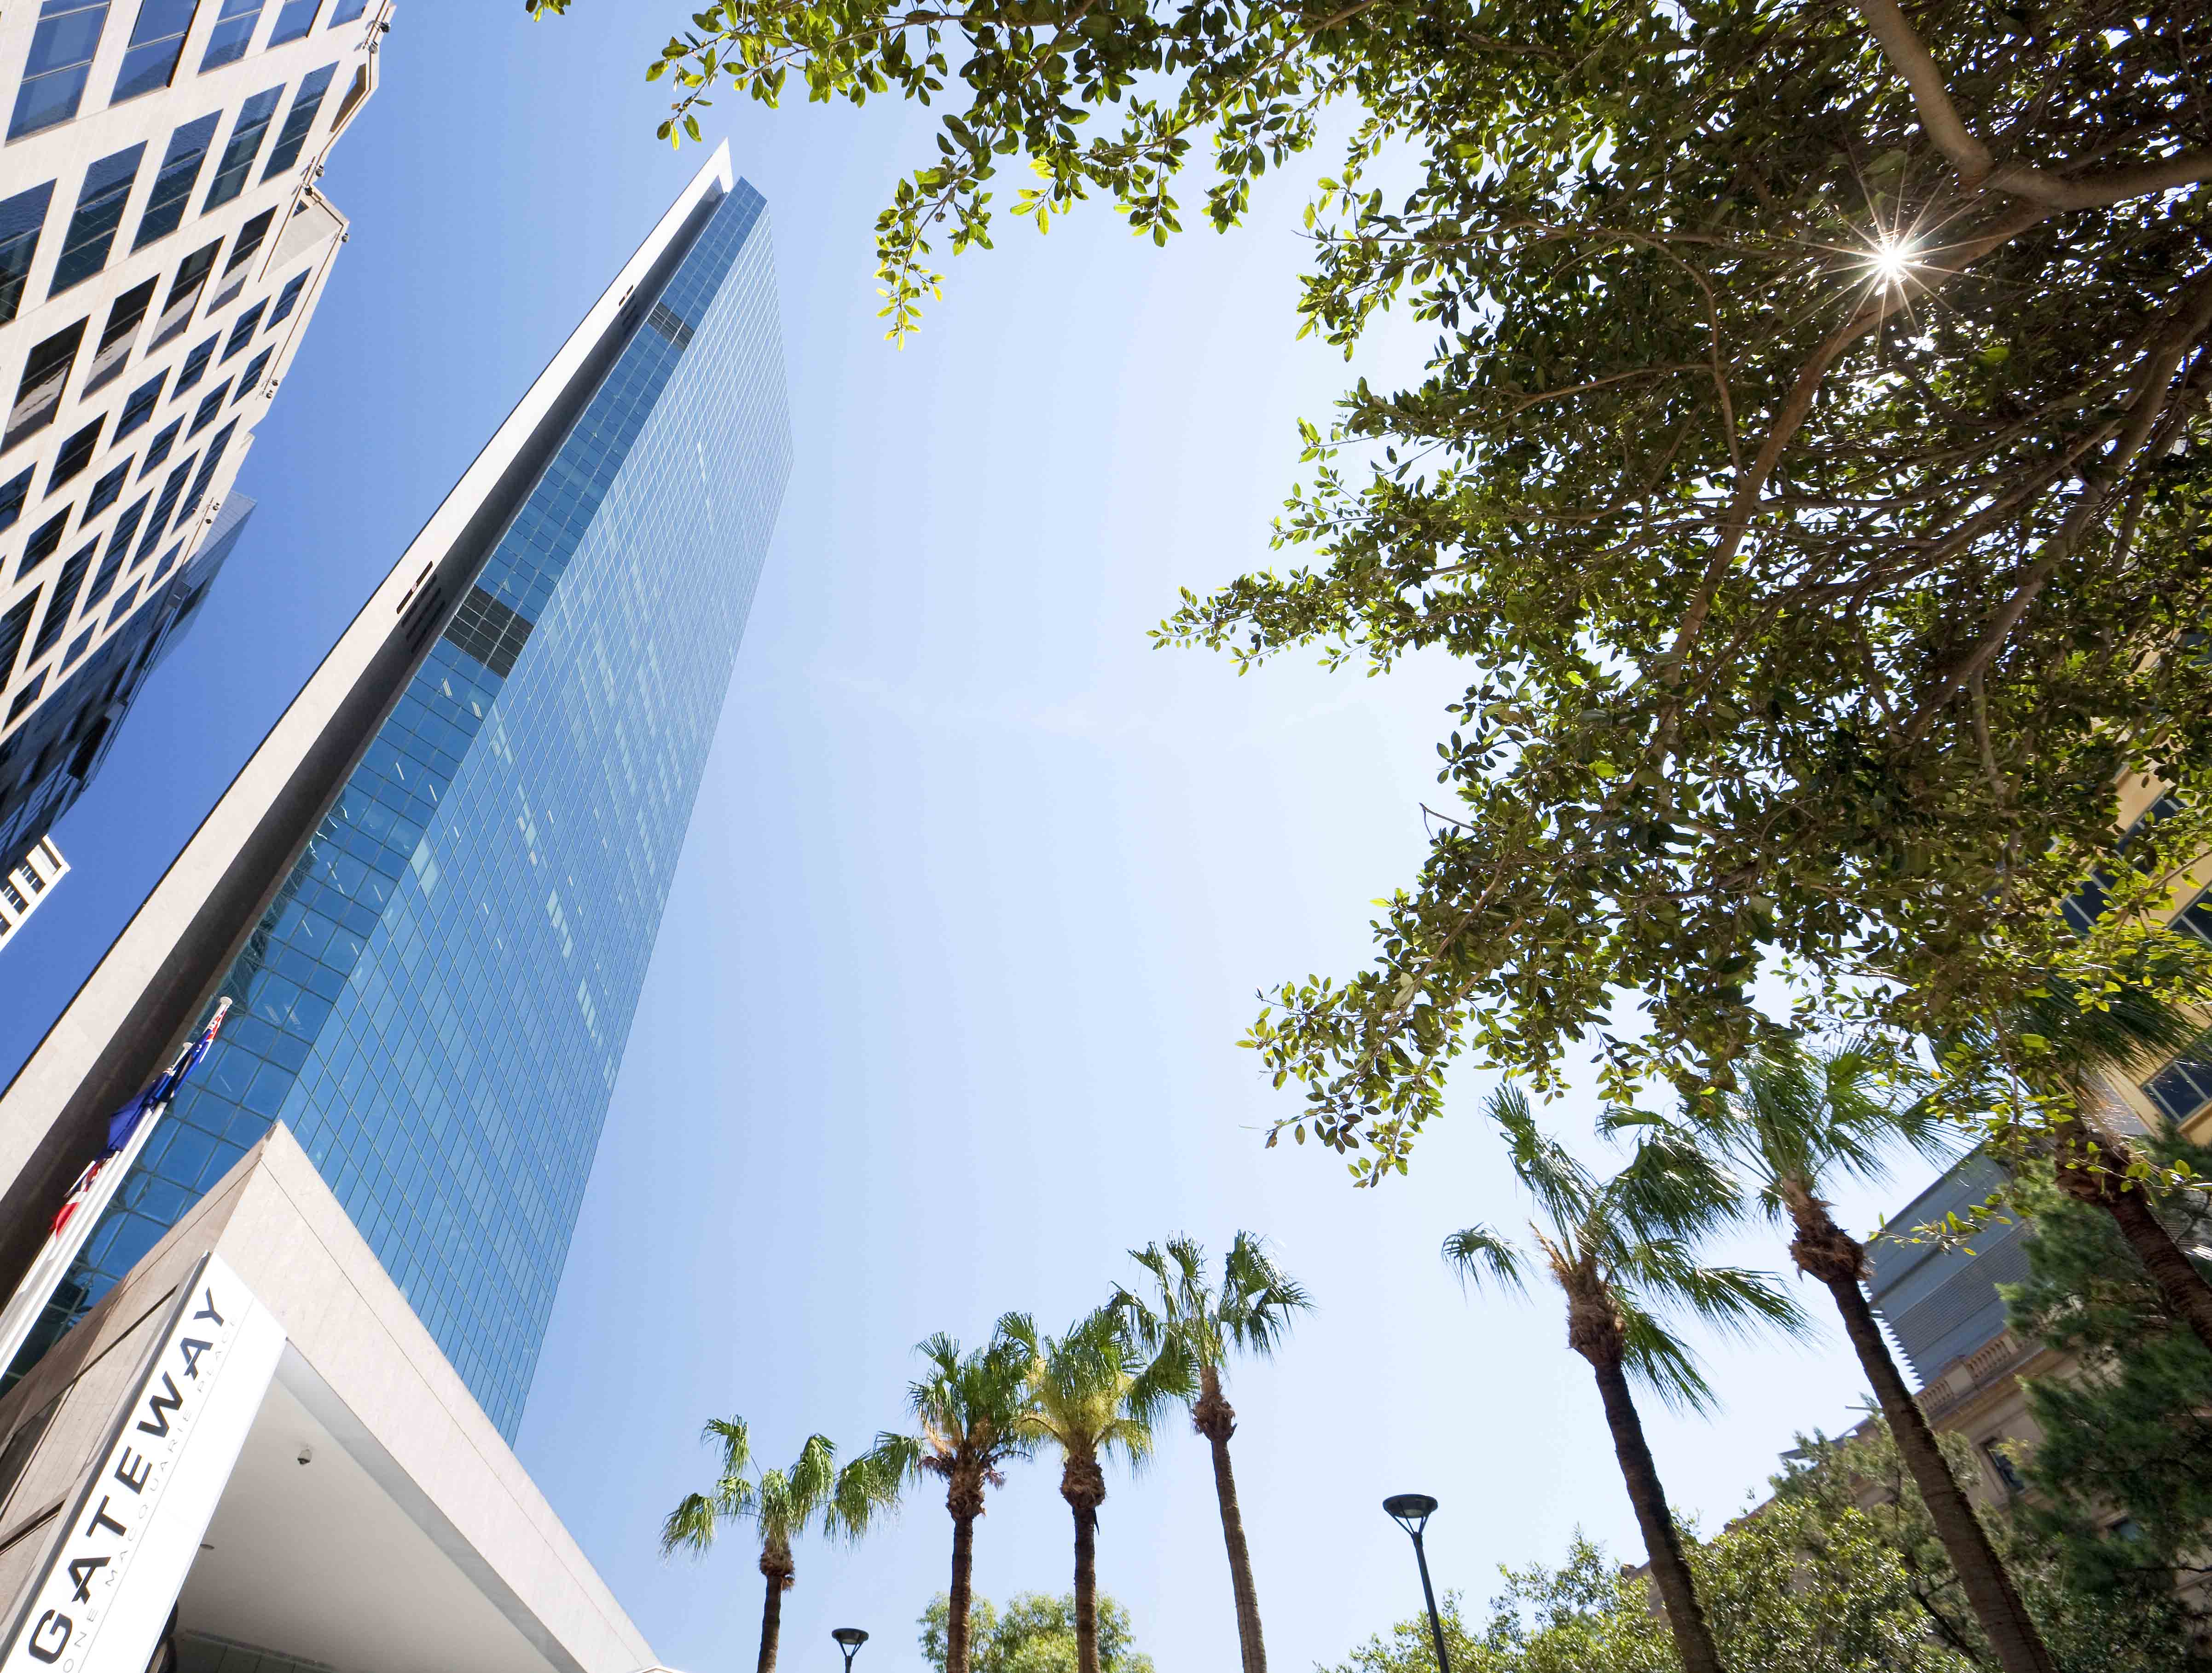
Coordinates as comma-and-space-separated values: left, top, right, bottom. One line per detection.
0, 1124, 677, 1673
0, 834, 65, 946
0, 0, 391, 865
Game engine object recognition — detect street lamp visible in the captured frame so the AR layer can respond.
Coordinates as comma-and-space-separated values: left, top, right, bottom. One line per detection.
831, 1628, 869, 1673
1383, 1494, 1451, 1673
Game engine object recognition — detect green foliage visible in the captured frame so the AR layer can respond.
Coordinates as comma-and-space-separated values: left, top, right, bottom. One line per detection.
660, 1416, 903, 1571
2002, 1149, 2212, 1627
870, 1325, 1038, 1503
1112, 1229, 1311, 1383
541, 0, 2212, 1176
919, 1592, 1155, 1673
1006, 1304, 1192, 1477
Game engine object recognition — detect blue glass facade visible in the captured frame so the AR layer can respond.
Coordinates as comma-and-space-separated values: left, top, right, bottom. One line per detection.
23, 183, 790, 1437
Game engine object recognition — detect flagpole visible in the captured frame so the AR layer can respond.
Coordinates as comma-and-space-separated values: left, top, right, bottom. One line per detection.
0, 999, 232, 1384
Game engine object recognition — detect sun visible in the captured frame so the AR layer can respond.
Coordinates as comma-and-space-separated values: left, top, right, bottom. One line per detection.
1870, 240, 1914, 288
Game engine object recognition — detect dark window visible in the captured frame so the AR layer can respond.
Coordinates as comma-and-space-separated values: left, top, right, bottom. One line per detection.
85, 459, 130, 518
0, 467, 31, 535
63, 624, 94, 669
137, 454, 195, 559
221, 300, 266, 359
199, 0, 265, 70
46, 419, 103, 493
220, 208, 275, 279
174, 332, 217, 394
48, 144, 148, 295
115, 370, 166, 439
85, 496, 145, 606
83, 275, 160, 394
1981, 1440, 2025, 1499
327, 0, 365, 21
189, 380, 231, 434
0, 185, 57, 328
267, 0, 317, 44
2144, 1029, 2212, 1127
4, 320, 88, 453
148, 540, 181, 581
104, 579, 140, 625
10, 2, 115, 140
140, 417, 181, 474
201, 85, 284, 210
261, 63, 336, 178
29, 540, 98, 661
112, 0, 199, 103
0, 592, 39, 685
2174, 888, 2212, 951
17, 508, 71, 579
6, 669, 47, 723
232, 346, 270, 399
148, 238, 220, 347
266, 268, 307, 327
178, 418, 235, 520
132, 111, 221, 249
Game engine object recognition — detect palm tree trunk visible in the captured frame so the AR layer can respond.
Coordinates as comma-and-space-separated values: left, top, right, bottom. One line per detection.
1812, 1257, 2057, 1673
947, 1510, 978, 1673
1194, 1368, 1267, 1673
2054, 1111, 2212, 1357
1071, 1502, 1100, 1673
1587, 1354, 1725, 1673
756, 1568, 786, 1673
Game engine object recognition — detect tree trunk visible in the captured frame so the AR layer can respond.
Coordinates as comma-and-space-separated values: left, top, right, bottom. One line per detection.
947, 1510, 978, 1673
1799, 1220, 2056, 1673
1194, 1367, 1267, 1673
1587, 1354, 1726, 1673
2053, 1109, 2212, 1358
1071, 1500, 1100, 1673
756, 1563, 787, 1673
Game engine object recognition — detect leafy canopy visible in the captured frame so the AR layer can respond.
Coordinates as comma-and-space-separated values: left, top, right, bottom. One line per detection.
535, 0, 2212, 1173
1111, 1230, 1310, 1384
920, 1591, 1156, 1673
661, 1416, 903, 1569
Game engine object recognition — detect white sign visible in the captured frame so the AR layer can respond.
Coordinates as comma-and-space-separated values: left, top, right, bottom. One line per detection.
0, 1255, 284, 1673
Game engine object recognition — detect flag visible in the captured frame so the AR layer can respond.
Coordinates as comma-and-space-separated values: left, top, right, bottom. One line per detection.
104, 998, 232, 1155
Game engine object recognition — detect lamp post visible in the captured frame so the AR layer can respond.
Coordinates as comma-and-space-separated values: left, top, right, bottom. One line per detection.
831, 1628, 869, 1673
1383, 1494, 1451, 1673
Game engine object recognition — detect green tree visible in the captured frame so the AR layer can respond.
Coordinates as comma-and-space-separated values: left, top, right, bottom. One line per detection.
660, 1418, 903, 1673
920, 1591, 1157, 1673
1444, 1088, 1806, 1673
869, 1328, 1038, 1673
536, 0, 2212, 1186
1007, 1307, 1189, 1673
1112, 1232, 1310, 1673
1676, 1041, 2054, 1673
2001, 1145, 2212, 1638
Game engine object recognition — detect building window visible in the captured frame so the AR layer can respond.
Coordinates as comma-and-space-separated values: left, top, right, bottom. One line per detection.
46, 419, 103, 494
148, 239, 221, 349
174, 333, 218, 394
4, 321, 89, 455
326, 0, 366, 22
140, 417, 182, 474
0, 185, 57, 329
10, 2, 116, 141
199, 0, 266, 71
1980, 1440, 2025, 1499
0, 468, 32, 536
133, 112, 222, 251
83, 275, 160, 395
112, 0, 200, 103
137, 455, 195, 559
260, 63, 336, 179
0, 593, 39, 686
220, 208, 276, 282
116, 371, 166, 440
221, 300, 266, 360
29, 540, 98, 662
267, 0, 318, 44
0, 877, 24, 912
104, 579, 140, 626
49, 145, 150, 297
17, 860, 44, 894
6, 670, 47, 724
266, 268, 308, 328
63, 623, 94, 669
85, 495, 147, 606
17, 509, 71, 578
178, 419, 235, 520
84, 459, 130, 518
2143, 1028, 2212, 1127
188, 381, 230, 435
232, 346, 270, 399
201, 85, 284, 211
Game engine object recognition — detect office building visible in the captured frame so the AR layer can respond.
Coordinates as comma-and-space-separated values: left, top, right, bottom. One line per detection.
0, 147, 791, 1441
0, 832, 67, 946
0, 0, 390, 877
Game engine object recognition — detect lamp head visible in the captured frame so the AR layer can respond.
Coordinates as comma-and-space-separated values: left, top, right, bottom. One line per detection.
831, 1630, 870, 1650
1384, 1493, 1438, 1536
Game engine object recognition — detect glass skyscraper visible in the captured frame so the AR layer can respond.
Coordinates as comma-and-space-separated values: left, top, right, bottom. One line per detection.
21, 178, 790, 1439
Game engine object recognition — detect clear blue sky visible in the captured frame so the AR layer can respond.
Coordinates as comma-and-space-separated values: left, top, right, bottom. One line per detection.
1, 10, 1942, 1670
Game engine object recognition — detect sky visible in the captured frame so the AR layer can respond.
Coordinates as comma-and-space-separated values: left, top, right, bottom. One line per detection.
0, 8, 1950, 1671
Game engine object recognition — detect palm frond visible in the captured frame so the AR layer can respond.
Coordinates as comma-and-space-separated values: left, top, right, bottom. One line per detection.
1442, 1224, 1530, 1299
825, 1447, 906, 1542
702, 1414, 753, 1478
660, 1491, 721, 1558
1219, 1230, 1312, 1360
1488, 1085, 1597, 1231
1615, 1299, 1721, 1417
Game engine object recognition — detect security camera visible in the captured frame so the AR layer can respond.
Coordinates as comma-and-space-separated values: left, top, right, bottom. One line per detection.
297, 1445, 313, 1467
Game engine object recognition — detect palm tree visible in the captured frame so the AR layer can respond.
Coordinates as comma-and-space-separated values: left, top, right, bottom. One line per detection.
661, 1418, 903, 1673
1006, 1307, 1190, 1673
868, 1328, 1037, 1673
1446, 1088, 1806, 1673
1683, 1041, 2056, 1673
1112, 1233, 1309, 1673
